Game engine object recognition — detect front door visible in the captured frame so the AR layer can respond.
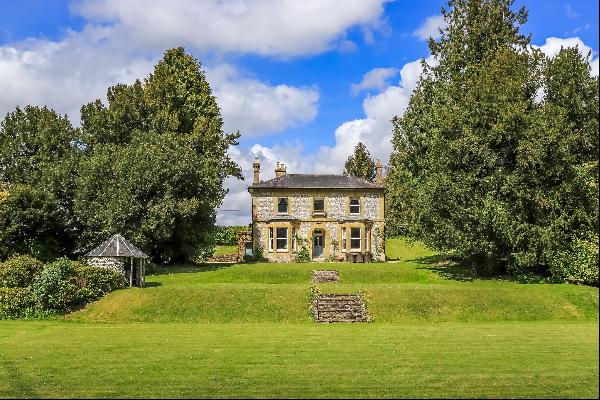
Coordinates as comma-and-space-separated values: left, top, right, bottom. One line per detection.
312, 231, 324, 259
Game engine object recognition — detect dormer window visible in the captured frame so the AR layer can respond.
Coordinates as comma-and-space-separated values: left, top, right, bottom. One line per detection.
277, 197, 288, 214
349, 198, 360, 214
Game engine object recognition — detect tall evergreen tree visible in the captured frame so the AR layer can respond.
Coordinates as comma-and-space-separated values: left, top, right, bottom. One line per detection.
387, 0, 598, 279
344, 142, 376, 181
76, 48, 241, 262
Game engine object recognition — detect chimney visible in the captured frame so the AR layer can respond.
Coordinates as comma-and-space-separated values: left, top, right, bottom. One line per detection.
375, 159, 383, 185
253, 157, 260, 184
275, 162, 287, 178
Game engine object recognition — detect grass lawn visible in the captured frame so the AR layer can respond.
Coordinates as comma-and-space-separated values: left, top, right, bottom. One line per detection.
0, 238, 598, 398
212, 245, 237, 256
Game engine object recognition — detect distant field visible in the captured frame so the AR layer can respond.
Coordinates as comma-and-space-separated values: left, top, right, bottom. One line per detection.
212, 245, 237, 256
0, 238, 598, 398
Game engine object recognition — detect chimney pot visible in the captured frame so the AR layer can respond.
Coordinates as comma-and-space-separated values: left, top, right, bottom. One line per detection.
253, 157, 260, 184
375, 159, 383, 185
275, 161, 287, 178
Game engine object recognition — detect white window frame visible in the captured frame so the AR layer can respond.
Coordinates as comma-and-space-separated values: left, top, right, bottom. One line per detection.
268, 227, 274, 252
350, 227, 361, 250
341, 228, 347, 252
276, 227, 288, 251
366, 227, 370, 252
313, 197, 325, 214
349, 198, 360, 215
292, 227, 297, 252
277, 197, 288, 214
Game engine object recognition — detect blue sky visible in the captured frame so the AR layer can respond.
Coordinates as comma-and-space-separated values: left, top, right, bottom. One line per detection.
0, 0, 598, 225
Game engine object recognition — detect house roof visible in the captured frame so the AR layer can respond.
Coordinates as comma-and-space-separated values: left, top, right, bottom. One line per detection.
249, 174, 383, 190
85, 234, 148, 258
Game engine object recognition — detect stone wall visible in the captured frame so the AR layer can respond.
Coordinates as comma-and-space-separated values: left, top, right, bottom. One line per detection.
253, 190, 383, 221
252, 189, 385, 262
236, 230, 252, 261
87, 257, 125, 272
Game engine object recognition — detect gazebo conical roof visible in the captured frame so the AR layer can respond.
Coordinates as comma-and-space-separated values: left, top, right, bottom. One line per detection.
85, 234, 148, 258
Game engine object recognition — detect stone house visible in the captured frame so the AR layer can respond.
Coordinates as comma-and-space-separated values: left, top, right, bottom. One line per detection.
248, 159, 385, 262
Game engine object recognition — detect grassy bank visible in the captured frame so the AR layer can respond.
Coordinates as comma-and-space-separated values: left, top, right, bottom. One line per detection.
1, 238, 598, 398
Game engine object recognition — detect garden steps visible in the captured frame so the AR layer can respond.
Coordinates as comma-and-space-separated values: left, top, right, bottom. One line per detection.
312, 293, 369, 323
312, 270, 340, 283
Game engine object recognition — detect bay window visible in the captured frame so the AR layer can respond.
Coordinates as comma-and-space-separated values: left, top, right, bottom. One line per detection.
276, 227, 288, 251
350, 227, 361, 250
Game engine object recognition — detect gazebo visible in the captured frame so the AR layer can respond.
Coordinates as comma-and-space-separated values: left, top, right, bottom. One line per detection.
85, 234, 149, 287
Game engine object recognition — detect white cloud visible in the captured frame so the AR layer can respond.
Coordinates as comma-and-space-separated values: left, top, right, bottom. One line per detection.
217, 142, 314, 225
0, 27, 155, 122
351, 67, 398, 94
72, 0, 388, 57
0, 36, 319, 137
413, 15, 446, 41
207, 65, 319, 137
534, 36, 598, 76
315, 56, 435, 173
591, 58, 599, 77
535, 36, 593, 58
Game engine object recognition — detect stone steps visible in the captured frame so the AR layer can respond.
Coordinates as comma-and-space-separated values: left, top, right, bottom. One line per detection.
312, 270, 340, 283
312, 293, 369, 323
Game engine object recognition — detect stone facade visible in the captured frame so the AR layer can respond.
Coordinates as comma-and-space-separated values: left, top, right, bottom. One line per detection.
250, 189, 385, 262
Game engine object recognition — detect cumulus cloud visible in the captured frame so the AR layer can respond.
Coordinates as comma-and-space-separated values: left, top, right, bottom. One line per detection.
534, 36, 598, 76
207, 64, 319, 137
72, 0, 388, 57
315, 56, 436, 174
413, 15, 447, 41
217, 142, 315, 225
0, 27, 156, 121
591, 58, 599, 77
351, 67, 398, 95
0, 36, 320, 137
535, 36, 593, 58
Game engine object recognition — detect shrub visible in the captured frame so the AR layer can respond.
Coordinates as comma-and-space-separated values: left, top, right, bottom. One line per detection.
295, 237, 310, 263
550, 234, 599, 286
213, 226, 249, 246
31, 258, 79, 312
0, 287, 36, 319
0, 255, 43, 287
0, 184, 67, 262
75, 265, 126, 303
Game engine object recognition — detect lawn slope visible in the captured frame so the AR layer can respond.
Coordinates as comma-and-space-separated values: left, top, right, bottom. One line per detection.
1, 238, 598, 398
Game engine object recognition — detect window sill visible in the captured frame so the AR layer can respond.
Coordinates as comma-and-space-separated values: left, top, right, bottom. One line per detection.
276, 249, 289, 253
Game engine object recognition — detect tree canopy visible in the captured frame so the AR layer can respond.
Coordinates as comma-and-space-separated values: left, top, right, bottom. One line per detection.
0, 47, 242, 263
344, 142, 376, 181
386, 0, 598, 282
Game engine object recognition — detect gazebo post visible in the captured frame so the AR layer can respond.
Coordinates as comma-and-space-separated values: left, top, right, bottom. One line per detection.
130, 257, 134, 287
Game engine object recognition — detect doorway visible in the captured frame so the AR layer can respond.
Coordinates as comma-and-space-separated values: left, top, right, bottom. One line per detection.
312, 230, 324, 260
